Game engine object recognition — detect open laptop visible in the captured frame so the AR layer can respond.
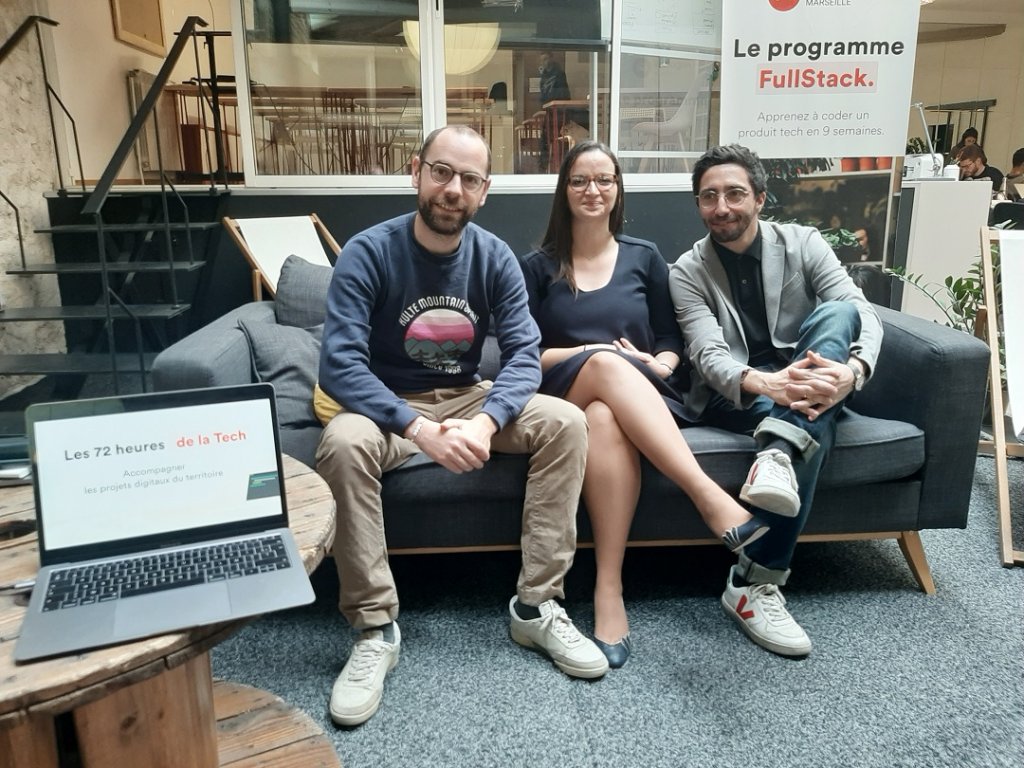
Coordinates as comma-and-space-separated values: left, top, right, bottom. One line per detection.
14, 383, 315, 662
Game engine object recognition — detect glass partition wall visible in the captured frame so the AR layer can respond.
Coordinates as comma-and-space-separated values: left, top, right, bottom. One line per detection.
232, 0, 718, 187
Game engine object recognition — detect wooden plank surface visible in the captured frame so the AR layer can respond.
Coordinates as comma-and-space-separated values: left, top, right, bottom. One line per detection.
0, 712, 58, 768
214, 680, 341, 768
0, 456, 335, 723
74, 654, 219, 767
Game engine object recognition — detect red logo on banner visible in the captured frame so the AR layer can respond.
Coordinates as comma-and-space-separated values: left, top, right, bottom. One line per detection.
769, 0, 799, 10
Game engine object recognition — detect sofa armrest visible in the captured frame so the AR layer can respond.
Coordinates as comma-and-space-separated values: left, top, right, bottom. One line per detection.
852, 305, 990, 529
152, 302, 276, 391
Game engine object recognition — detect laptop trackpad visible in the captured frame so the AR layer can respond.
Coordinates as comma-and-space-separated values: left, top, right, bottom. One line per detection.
114, 584, 231, 637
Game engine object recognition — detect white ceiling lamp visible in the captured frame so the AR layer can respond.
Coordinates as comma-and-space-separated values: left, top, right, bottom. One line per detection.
403, 21, 501, 76
920, 0, 934, 5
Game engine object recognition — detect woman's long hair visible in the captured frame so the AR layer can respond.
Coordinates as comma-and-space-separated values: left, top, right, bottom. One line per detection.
539, 140, 625, 291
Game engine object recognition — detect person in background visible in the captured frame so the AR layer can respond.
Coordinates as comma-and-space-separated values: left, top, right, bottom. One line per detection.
956, 144, 1004, 193
847, 225, 876, 264
537, 51, 572, 172
538, 51, 571, 105
520, 140, 769, 668
949, 126, 979, 161
315, 125, 608, 727
669, 144, 883, 658
1003, 147, 1024, 202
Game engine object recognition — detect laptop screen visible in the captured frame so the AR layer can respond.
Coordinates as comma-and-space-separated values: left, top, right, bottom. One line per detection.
27, 385, 286, 563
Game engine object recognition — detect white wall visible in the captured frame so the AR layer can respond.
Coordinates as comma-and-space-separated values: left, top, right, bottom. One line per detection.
48, 0, 233, 183
910, 16, 1024, 174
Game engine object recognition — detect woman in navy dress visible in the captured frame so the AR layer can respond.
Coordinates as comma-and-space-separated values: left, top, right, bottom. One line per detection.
521, 141, 768, 667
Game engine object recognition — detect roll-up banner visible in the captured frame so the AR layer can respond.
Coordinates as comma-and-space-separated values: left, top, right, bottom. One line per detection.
719, 0, 921, 159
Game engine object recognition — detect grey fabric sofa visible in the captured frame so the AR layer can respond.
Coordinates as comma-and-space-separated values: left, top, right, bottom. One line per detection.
152, 256, 991, 593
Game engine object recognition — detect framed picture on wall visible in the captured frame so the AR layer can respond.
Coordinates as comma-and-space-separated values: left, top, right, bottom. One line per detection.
110, 0, 165, 57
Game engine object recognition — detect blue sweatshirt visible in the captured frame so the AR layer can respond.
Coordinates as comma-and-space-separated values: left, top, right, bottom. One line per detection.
318, 213, 542, 436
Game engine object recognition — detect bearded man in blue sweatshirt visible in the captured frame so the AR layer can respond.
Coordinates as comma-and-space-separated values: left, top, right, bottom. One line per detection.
314, 125, 607, 727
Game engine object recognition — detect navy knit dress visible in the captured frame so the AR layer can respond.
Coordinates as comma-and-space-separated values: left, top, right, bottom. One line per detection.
520, 235, 692, 423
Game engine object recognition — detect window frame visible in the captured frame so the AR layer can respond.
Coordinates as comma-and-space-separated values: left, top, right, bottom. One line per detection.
229, 0, 716, 192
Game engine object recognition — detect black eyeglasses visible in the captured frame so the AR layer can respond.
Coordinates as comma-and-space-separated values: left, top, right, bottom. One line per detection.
696, 188, 751, 210
421, 160, 488, 192
568, 174, 617, 191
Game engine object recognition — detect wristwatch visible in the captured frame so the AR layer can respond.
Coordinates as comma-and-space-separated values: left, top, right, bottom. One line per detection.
847, 360, 866, 391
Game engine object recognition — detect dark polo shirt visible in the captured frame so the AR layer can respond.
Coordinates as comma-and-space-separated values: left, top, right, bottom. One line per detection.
711, 228, 785, 370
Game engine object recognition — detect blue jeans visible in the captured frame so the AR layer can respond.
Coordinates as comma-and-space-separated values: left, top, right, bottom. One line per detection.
700, 301, 861, 584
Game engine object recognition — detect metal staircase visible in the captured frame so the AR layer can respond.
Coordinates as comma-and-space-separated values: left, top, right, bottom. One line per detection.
0, 15, 227, 393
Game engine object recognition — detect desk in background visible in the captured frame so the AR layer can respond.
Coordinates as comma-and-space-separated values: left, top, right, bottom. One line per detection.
249, 86, 492, 176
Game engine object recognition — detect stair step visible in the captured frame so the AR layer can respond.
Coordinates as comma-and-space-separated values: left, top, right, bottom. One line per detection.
6, 261, 205, 275
0, 353, 157, 376
37, 222, 221, 234
0, 305, 190, 321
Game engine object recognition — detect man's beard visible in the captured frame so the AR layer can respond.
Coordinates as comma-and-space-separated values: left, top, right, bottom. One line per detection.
706, 210, 753, 245
418, 195, 473, 236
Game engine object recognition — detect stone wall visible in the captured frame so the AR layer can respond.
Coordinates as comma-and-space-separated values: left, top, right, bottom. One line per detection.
0, 0, 64, 398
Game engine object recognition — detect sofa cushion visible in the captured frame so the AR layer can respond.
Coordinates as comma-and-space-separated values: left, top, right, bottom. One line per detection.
275, 254, 333, 328
667, 412, 925, 492
238, 318, 323, 430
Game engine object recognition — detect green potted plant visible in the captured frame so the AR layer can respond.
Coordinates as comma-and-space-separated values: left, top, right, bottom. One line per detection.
905, 137, 930, 155
818, 226, 865, 262
885, 248, 1004, 389
760, 158, 834, 209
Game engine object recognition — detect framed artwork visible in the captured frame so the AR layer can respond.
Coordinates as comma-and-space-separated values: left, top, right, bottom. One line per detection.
110, 0, 165, 57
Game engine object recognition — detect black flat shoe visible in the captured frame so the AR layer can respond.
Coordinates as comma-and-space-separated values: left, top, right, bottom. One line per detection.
593, 633, 632, 668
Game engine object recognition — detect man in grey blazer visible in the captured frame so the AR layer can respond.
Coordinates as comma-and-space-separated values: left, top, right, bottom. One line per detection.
669, 144, 882, 657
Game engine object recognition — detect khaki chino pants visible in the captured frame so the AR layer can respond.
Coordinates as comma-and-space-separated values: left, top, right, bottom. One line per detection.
315, 382, 587, 630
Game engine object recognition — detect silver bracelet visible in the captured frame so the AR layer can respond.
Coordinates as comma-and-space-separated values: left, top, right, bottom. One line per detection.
409, 418, 425, 443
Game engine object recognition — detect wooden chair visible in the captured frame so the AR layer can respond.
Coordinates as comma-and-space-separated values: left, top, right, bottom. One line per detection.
223, 214, 340, 300
514, 112, 545, 174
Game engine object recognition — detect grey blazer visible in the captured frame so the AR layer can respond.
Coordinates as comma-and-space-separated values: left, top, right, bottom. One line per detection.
668, 221, 883, 420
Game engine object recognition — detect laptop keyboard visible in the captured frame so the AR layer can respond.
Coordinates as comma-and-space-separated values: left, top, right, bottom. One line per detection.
42, 535, 292, 612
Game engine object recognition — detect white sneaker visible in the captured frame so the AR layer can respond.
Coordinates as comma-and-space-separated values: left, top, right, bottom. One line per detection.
721, 566, 811, 657
740, 449, 800, 517
329, 623, 401, 726
508, 597, 609, 679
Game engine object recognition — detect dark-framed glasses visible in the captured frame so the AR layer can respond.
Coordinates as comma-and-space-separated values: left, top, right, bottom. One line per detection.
696, 188, 751, 209
422, 160, 488, 192
569, 174, 617, 191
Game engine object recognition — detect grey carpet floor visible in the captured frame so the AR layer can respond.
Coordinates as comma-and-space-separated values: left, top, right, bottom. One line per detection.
212, 456, 1024, 768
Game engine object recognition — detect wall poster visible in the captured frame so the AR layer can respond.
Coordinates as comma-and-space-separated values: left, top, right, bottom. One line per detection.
110, 0, 165, 57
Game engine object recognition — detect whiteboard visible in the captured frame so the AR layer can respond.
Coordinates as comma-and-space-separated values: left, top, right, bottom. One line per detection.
998, 231, 1024, 440
621, 0, 721, 50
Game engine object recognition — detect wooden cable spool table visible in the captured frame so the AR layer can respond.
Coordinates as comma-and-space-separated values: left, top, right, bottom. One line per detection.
0, 456, 339, 768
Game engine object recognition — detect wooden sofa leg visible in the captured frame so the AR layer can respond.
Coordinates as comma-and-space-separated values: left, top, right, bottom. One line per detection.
897, 530, 936, 594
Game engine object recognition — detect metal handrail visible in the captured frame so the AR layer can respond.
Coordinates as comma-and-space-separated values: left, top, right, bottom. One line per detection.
0, 16, 85, 194
81, 15, 208, 217
45, 83, 86, 194
0, 14, 55, 65
79, 15, 207, 392
106, 288, 149, 393
0, 189, 26, 271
